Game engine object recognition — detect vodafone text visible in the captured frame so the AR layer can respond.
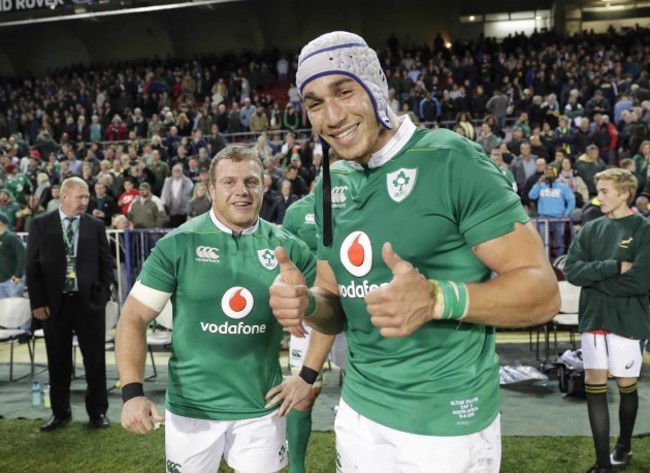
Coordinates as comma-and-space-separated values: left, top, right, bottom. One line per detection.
338, 280, 388, 298
200, 321, 266, 335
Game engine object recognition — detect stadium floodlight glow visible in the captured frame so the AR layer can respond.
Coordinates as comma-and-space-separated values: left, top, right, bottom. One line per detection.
0, 0, 244, 28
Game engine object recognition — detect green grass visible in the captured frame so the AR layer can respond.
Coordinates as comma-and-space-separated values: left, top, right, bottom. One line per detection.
1, 419, 649, 472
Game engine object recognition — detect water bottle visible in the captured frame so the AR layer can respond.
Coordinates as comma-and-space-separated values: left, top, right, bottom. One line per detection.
43, 383, 51, 409
31, 381, 42, 407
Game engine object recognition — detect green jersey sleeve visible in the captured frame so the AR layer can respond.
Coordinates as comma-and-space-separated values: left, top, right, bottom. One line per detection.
450, 139, 529, 247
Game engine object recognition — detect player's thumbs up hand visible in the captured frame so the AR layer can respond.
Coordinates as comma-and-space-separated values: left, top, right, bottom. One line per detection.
365, 242, 435, 338
270, 247, 308, 328
382, 242, 415, 276
275, 247, 306, 286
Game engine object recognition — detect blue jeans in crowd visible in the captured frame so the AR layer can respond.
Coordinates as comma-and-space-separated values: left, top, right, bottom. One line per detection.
0, 278, 25, 298
536, 218, 567, 257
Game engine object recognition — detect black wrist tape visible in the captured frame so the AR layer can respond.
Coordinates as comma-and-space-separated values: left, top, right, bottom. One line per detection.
121, 382, 145, 403
298, 366, 319, 385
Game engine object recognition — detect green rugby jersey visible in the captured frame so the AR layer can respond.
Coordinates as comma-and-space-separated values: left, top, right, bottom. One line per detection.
282, 193, 317, 254
315, 124, 529, 436
138, 212, 316, 420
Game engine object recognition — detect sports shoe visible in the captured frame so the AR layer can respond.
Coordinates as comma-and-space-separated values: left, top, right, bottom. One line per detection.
610, 444, 632, 469
586, 465, 613, 473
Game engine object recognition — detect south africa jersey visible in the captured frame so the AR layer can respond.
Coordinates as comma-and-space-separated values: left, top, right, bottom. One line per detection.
137, 212, 316, 421
565, 213, 650, 339
315, 121, 529, 436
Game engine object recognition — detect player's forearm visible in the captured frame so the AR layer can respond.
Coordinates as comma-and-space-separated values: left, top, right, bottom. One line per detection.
304, 287, 345, 335
462, 266, 559, 327
303, 331, 336, 373
115, 300, 151, 384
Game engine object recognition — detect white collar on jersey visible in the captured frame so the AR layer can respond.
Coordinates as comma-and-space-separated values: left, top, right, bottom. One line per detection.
209, 208, 259, 235
348, 115, 417, 171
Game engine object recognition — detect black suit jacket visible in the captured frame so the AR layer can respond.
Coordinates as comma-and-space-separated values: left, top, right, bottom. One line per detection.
26, 210, 114, 319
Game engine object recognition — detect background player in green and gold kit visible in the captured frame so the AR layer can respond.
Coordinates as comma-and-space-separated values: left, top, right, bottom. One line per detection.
267, 32, 560, 473
115, 145, 315, 473
564, 168, 650, 473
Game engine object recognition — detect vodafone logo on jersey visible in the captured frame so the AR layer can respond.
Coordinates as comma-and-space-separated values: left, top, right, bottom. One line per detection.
340, 231, 372, 277
221, 286, 254, 319
201, 286, 266, 335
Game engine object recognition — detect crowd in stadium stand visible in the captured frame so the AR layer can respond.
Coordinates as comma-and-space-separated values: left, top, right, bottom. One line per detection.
1, 27, 650, 245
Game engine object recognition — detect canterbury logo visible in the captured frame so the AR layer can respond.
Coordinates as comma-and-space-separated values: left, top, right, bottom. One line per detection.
195, 246, 220, 262
619, 237, 633, 248
331, 186, 348, 207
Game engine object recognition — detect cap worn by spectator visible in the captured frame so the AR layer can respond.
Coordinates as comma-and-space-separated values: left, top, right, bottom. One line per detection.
5, 163, 15, 173
139, 182, 151, 190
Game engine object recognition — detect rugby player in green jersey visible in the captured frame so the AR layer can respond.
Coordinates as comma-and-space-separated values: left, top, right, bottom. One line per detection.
267, 31, 559, 473
116, 145, 315, 473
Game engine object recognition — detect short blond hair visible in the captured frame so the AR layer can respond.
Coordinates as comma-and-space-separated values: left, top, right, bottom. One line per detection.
60, 176, 88, 195
594, 168, 638, 205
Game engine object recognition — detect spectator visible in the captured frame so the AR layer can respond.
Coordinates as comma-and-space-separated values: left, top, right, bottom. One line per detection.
557, 157, 589, 208
250, 105, 270, 133
511, 141, 537, 193
283, 104, 301, 133
528, 166, 576, 257
45, 185, 61, 213
490, 149, 517, 192
4, 162, 32, 205
15, 194, 46, 232
117, 177, 140, 216
208, 123, 227, 156
455, 112, 474, 140
585, 90, 611, 121
272, 179, 298, 224
160, 163, 194, 228
279, 165, 308, 198
575, 145, 607, 198
239, 98, 256, 131
127, 182, 166, 229
187, 183, 211, 220
574, 117, 595, 157
87, 181, 119, 226
485, 89, 508, 128
0, 212, 25, 298
0, 188, 20, 231
552, 116, 574, 157
476, 123, 498, 155
522, 157, 549, 211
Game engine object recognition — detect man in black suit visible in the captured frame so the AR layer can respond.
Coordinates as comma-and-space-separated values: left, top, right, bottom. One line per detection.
26, 177, 114, 432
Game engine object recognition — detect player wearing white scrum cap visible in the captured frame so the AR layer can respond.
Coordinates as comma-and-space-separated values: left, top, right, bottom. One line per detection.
268, 31, 559, 473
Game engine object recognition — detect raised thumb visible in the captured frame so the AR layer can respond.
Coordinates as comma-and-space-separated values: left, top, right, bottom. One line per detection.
274, 247, 303, 285
382, 242, 413, 275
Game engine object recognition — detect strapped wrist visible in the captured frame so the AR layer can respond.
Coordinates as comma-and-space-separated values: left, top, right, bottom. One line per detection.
298, 366, 319, 385
429, 280, 469, 320
121, 382, 145, 403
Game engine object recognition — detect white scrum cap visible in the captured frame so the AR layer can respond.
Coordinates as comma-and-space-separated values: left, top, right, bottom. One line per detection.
296, 31, 393, 129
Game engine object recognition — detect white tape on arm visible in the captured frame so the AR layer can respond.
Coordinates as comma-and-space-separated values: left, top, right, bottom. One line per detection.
130, 280, 172, 313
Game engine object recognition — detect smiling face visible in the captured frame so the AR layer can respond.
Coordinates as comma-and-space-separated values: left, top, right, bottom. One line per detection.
302, 74, 396, 165
209, 157, 262, 233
